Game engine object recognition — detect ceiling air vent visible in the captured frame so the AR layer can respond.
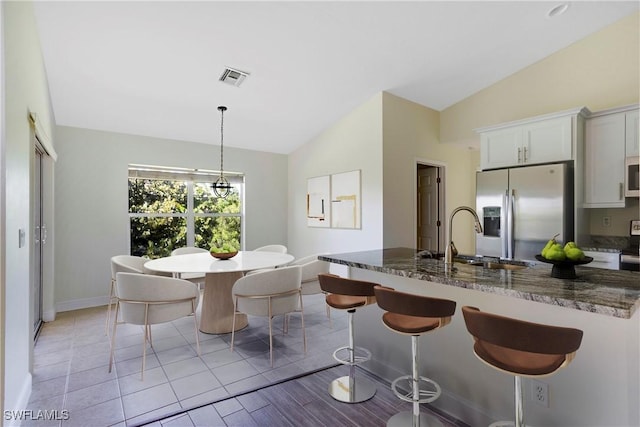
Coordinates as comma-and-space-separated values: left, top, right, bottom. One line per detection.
219, 67, 249, 87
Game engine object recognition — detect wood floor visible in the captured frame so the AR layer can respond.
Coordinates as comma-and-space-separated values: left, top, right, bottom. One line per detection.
145, 365, 470, 427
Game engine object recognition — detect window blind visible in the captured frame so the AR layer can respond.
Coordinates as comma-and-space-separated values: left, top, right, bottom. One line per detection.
128, 164, 244, 184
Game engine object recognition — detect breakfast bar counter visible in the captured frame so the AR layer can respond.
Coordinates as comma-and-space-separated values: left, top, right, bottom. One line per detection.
320, 247, 640, 319
319, 247, 639, 427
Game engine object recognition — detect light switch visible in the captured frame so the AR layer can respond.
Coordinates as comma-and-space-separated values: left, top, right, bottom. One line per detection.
18, 229, 25, 248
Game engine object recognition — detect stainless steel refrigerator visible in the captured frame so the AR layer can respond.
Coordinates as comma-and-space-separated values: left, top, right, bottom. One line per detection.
476, 162, 574, 261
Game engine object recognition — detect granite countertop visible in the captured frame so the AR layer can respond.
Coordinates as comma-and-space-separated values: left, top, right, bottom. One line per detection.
583, 235, 629, 253
319, 247, 640, 319
581, 247, 621, 254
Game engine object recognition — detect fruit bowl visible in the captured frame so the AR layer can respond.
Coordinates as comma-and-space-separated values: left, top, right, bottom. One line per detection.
210, 251, 238, 260
534, 255, 593, 279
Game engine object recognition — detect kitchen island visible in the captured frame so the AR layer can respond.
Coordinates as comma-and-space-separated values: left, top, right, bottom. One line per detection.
320, 248, 639, 427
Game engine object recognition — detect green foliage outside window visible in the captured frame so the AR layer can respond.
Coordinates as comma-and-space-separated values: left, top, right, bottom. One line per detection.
129, 178, 242, 258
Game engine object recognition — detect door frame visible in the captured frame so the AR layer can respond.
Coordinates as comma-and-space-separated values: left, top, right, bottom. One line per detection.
414, 158, 446, 254
33, 143, 44, 339
29, 114, 56, 327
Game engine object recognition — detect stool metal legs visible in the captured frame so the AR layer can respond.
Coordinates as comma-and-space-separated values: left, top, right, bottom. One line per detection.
388, 335, 444, 427
515, 376, 524, 427
488, 376, 525, 427
328, 309, 376, 403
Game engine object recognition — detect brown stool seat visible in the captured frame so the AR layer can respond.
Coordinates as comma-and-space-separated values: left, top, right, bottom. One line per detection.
382, 313, 443, 335
318, 273, 378, 404
374, 285, 456, 427
376, 286, 455, 335
326, 293, 369, 310
462, 306, 583, 427
462, 306, 582, 377
475, 343, 571, 377
319, 274, 377, 301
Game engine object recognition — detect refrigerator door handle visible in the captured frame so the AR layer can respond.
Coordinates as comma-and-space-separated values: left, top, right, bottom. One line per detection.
502, 190, 508, 258
508, 189, 516, 259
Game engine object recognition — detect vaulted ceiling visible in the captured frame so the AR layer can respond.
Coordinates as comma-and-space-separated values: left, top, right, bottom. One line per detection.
33, 1, 639, 154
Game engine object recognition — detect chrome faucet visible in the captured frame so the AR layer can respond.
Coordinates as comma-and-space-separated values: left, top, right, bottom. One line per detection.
445, 206, 483, 265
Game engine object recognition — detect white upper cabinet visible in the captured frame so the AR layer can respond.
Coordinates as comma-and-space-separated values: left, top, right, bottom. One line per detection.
584, 112, 626, 208
521, 117, 573, 165
477, 108, 585, 171
626, 109, 639, 157
480, 127, 523, 170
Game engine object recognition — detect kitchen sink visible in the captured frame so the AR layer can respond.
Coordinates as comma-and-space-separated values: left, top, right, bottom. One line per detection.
423, 252, 530, 270
454, 258, 484, 266
483, 262, 526, 270
451, 255, 528, 270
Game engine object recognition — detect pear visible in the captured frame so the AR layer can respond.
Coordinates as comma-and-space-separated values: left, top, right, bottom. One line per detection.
546, 243, 566, 261
564, 241, 577, 251
565, 247, 584, 261
541, 234, 560, 258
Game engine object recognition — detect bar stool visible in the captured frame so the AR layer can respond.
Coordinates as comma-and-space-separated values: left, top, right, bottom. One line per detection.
318, 273, 378, 403
461, 306, 583, 427
374, 286, 456, 427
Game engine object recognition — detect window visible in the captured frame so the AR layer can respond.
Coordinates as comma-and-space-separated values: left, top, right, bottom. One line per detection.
128, 165, 244, 258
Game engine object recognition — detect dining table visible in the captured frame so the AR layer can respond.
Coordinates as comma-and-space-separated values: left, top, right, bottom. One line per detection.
144, 251, 294, 334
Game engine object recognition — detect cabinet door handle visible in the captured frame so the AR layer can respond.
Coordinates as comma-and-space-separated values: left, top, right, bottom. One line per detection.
620, 182, 624, 200
517, 147, 521, 163
523, 146, 528, 162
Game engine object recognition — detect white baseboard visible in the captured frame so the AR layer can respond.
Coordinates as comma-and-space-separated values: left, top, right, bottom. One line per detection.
56, 295, 108, 313
5, 372, 32, 427
42, 309, 56, 322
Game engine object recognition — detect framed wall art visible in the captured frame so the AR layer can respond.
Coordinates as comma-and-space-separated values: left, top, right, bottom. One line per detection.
306, 175, 330, 227
330, 170, 361, 229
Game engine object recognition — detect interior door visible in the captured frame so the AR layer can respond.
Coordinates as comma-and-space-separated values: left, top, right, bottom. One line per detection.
33, 145, 44, 339
417, 165, 440, 252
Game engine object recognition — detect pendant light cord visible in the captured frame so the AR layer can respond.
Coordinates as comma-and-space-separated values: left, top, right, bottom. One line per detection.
218, 105, 226, 179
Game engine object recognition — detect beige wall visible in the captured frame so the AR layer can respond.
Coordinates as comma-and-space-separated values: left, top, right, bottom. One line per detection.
441, 12, 639, 147
288, 92, 480, 260
1, 0, 4, 418
54, 126, 288, 310
589, 199, 639, 236
441, 12, 640, 237
382, 93, 478, 253
287, 94, 384, 259
3, 0, 56, 414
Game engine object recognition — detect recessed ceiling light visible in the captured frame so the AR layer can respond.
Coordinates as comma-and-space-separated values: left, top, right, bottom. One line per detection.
547, 3, 570, 18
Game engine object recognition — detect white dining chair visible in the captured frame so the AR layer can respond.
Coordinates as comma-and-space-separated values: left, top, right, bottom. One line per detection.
170, 246, 208, 287
171, 246, 208, 256
231, 265, 305, 367
108, 272, 201, 380
253, 244, 288, 254
107, 255, 148, 335
289, 254, 332, 321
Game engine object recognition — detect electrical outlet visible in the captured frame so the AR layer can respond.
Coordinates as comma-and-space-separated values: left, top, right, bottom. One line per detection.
531, 379, 549, 407
602, 216, 611, 227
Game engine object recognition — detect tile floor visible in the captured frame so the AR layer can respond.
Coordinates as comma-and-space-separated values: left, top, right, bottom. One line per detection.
145, 364, 469, 427
26, 293, 348, 427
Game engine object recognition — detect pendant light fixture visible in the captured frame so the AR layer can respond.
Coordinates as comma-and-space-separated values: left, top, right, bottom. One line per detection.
212, 105, 233, 198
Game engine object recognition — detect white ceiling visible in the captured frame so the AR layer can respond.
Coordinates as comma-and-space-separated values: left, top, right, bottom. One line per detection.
33, 1, 639, 154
